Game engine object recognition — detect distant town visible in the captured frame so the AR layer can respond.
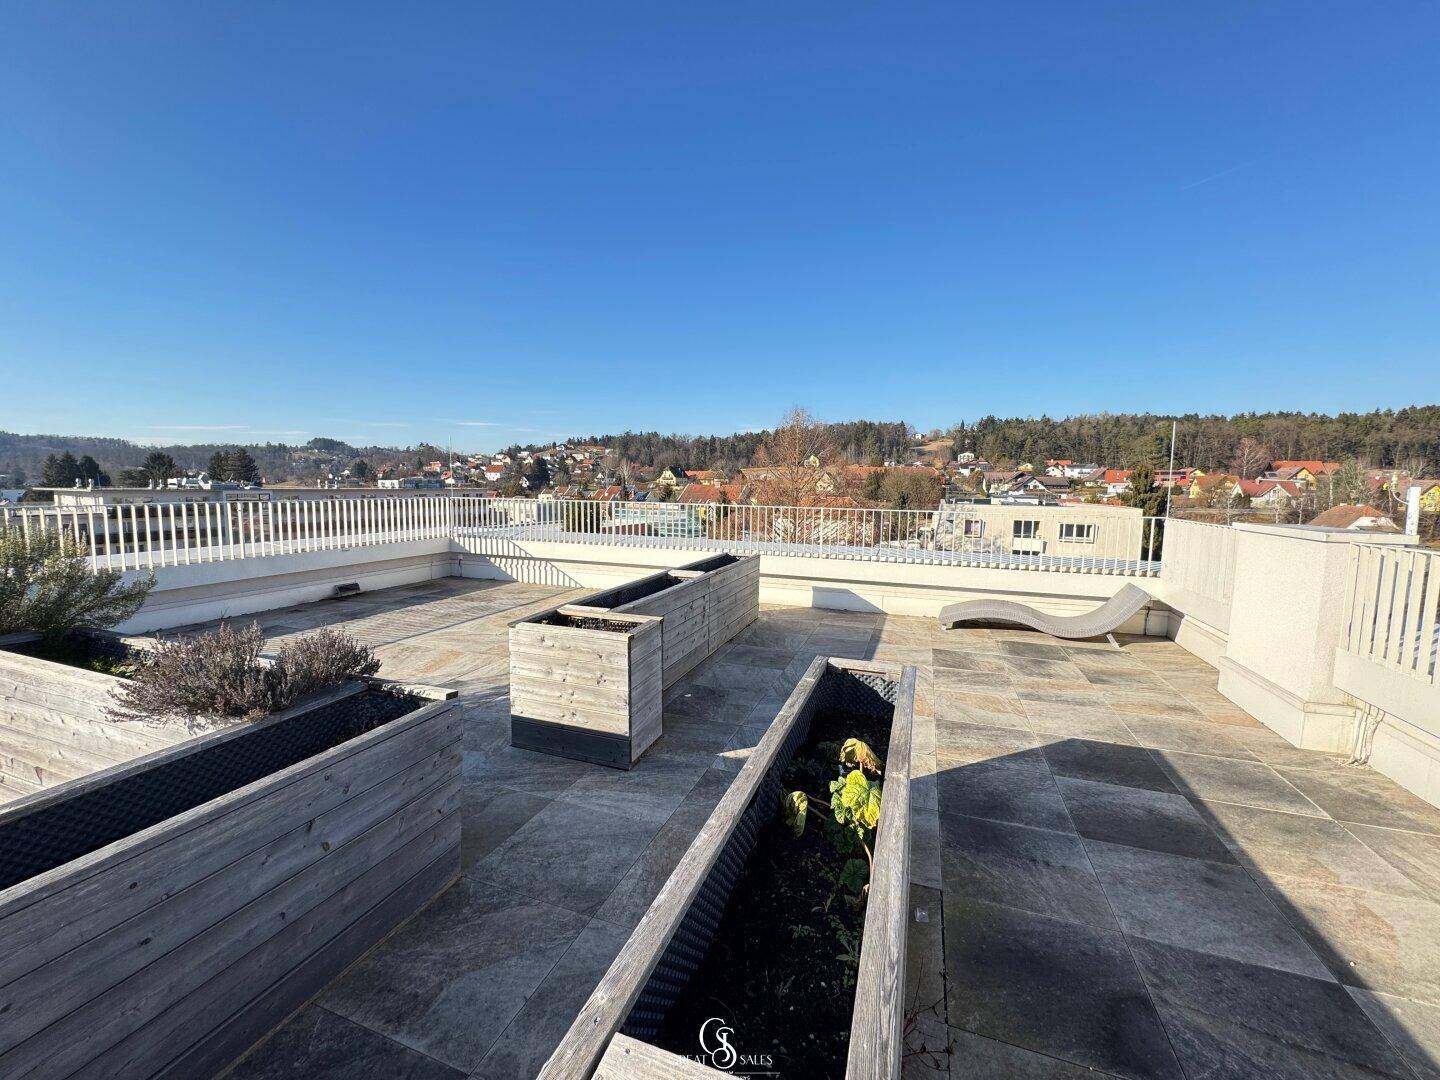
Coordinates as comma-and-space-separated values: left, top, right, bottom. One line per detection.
3, 408, 1437, 540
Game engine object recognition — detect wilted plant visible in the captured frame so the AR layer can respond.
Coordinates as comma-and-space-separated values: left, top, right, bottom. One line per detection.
782, 737, 884, 901
111, 623, 379, 729
270, 628, 380, 703
0, 528, 154, 637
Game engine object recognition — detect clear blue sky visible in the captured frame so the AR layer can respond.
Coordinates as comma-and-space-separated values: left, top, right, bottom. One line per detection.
2, 2, 1436, 453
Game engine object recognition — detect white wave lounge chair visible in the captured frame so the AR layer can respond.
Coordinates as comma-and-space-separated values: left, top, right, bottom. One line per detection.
938, 583, 1152, 649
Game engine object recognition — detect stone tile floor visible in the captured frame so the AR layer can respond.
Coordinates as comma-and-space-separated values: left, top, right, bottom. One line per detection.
203, 579, 1440, 1080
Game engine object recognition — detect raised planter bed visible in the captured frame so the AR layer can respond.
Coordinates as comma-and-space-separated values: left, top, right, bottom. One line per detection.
0, 680, 462, 1080
0, 632, 176, 800
509, 553, 759, 769
573, 553, 760, 689
541, 656, 917, 1080
509, 609, 664, 770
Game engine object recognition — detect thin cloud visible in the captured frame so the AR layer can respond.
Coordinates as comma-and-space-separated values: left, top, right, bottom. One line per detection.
1180, 159, 1258, 191
144, 424, 250, 432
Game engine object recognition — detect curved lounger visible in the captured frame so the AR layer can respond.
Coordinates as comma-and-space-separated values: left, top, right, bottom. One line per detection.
938, 583, 1152, 648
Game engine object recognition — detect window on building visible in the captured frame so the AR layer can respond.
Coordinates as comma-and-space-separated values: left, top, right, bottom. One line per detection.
1012, 519, 1040, 540
1059, 522, 1097, 543
962, 519, 985, 538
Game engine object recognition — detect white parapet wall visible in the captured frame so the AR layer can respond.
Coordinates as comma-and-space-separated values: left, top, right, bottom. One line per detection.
452, 535, 1169, 634
1218, 523, 1417, 754
110, 539, 456, 632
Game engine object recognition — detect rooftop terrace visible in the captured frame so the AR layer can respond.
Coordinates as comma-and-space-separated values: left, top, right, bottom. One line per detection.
155, 578, 1440, 1080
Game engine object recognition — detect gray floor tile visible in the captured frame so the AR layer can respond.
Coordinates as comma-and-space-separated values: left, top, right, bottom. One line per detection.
1120, 714, 1260, 761
939, 811, 1118, 929
1276, 768, 1440, 835
1057, 776, 1237, 864
459, 784, 551, 876
1085, 840, 1333, 980
1025, 707, 1142, 746
947, 1027, 1131, 1077
462, 744, 596, 799
906, 883, 948, 1022
1153, 750, 1324, 816
1197, 801, 1428, 899
1348, 988, 1440, 1080
1159, 1003, 1407, 1079
319, 878, 588, 1072
1344, 822, 1440, 901
469, 799, 657, 917
933, 719, 1040, 763
944, 897, 1182, 1080
1130, 938, 1411, 1076
1276, 882, 1440, 1003
934, 691, 1032, 731
933, 753, 1075, 832
470, 918, 630, 1080
995, 639, 1071, 662
1042, 739, 1180, 794
556, 748, 708, 825
229, 1005, 466, 1080
593, 769, 731, 928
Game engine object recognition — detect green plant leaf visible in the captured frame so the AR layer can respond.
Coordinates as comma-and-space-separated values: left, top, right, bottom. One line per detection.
840, 737, 882, 774
832, 769, 883, 831
839, 857, 869, 894
782, 790, 809, 836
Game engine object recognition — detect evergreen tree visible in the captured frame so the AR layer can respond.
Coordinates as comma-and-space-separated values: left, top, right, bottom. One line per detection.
227, 448, 261, 484
1121, 464, 1164, 517
526, 457, 551, 489
207, 451, 231, 481
77, 455, 110, 487
142, 452, 178, 486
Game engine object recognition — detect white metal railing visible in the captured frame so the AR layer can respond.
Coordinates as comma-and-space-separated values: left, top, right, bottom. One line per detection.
453, 497, 1164, 576
0, 496, 452, 573
2, 494, 1166, 578
1160, 518, 1238, 612
1343, 545, 1440, 684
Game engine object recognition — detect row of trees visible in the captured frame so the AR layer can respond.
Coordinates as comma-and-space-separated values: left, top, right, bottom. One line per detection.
32, 448, 260, 489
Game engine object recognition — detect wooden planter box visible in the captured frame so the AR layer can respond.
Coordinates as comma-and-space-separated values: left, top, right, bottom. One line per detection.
509, 609, 664, 770
0, 634, 180, 801
569, 553, 760, 690
540, 656, 917, 1080
508, 554, 760, 770
0, 683, 462, 1080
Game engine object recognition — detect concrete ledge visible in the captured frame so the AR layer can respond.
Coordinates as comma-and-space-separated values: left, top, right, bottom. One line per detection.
1167, 610, 1227, 670
1364, 714, 1440, 810
116, 544, 455, 632
1218, 656, 1357, 754
455, 538, 1167, 631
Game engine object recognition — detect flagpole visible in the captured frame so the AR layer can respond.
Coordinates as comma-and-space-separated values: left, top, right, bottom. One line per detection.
1164, 420, 1176, 519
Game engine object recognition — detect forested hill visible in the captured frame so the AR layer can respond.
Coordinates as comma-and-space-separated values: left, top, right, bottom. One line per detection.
580, 408, 1440, 472
3, 407, 1437, 485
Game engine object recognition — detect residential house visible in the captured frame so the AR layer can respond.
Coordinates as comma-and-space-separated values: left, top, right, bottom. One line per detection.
1264, 460, 1341, 487
1409, 481, 1440, 512
675, 482, 748, 504
1236, 478, 1303, 507
1102, 469, 1133, 497
1309, 504, 1399, 531
685, 470, 726, 486
1188, 473, 1242, 503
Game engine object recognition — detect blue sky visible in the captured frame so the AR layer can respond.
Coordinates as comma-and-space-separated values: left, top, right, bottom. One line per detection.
2, 2, 1436, 453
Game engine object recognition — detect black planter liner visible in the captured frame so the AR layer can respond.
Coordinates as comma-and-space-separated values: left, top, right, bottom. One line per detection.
0, 689, 420, 891
621, 667, 898, 1042
581, 554, 741, 611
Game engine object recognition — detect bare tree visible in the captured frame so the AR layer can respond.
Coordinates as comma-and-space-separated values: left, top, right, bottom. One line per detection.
750, 408, 847, 506
1229, 437, 1272, 480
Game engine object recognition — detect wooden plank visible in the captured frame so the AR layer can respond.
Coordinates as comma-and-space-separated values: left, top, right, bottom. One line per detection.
0, 743, 458, 1049
117, 824, 459, 1080
0, 775, 461, 1078
845, 662, 916, 1080
0, 710, 457, 989
595, 1034, 729, 1079
0, 699, 458, 932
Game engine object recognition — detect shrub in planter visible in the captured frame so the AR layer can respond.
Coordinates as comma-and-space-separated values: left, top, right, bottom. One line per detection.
110, 624, 380, 728
0, 528, 154, 637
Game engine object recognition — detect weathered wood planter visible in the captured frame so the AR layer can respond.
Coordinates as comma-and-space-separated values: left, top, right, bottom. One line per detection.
509, 553, 759, 769
0, 681, 462, 1080
509, 610, 664, 770
540, 656, 917, 1080
0, 633, 178, 800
